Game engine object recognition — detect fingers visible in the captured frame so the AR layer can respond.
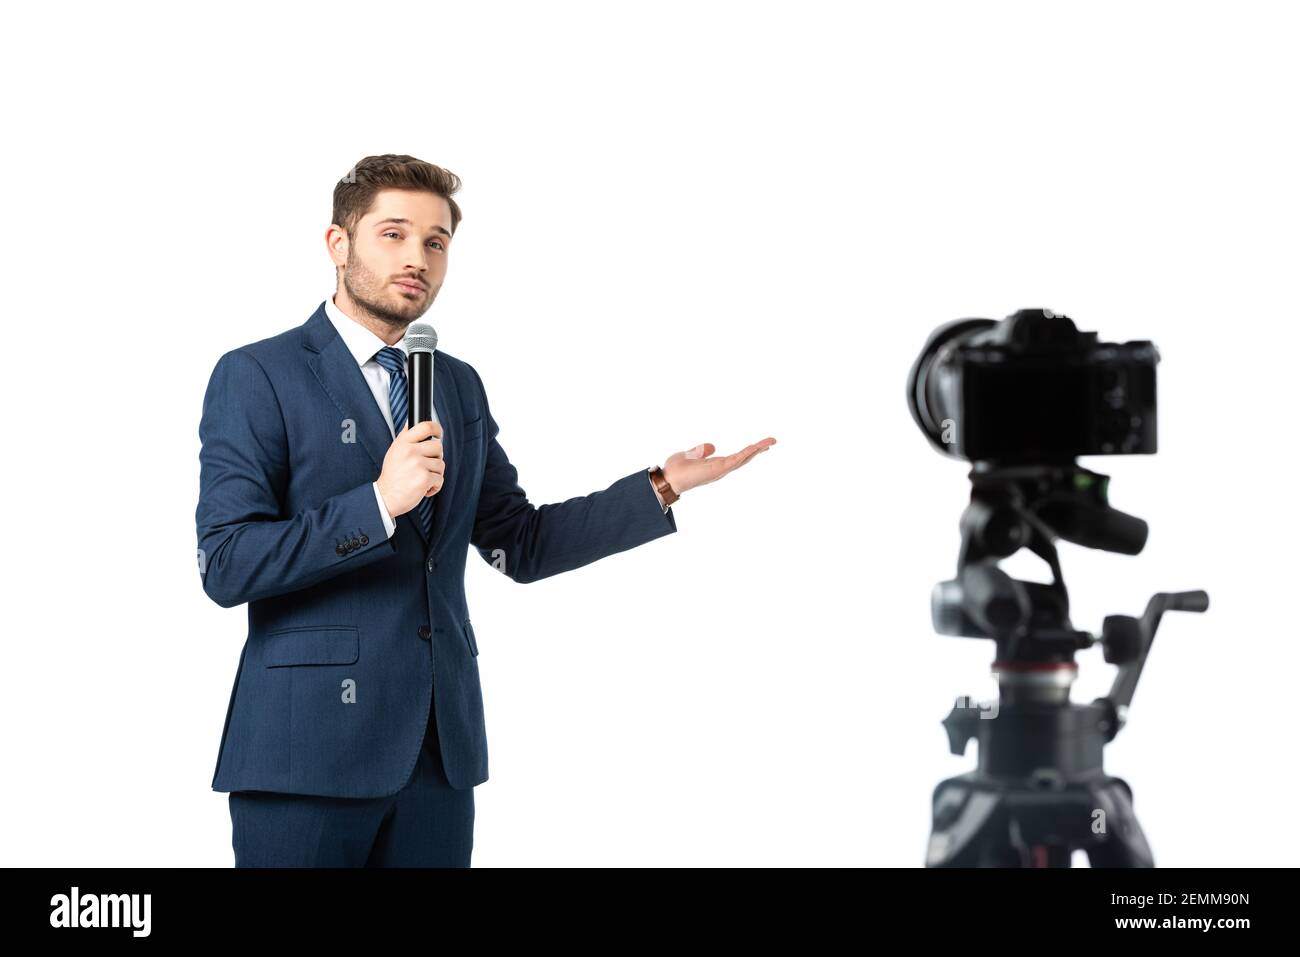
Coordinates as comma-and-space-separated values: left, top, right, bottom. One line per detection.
423, 466, 446, 497
400, 419, 443, 457
731, 437, 775, 460
688, 437, 772, 464
685, 443, 715, 460
402, 419, 443, 442
736, 437, 776, 462
672, 436, 776, 486
422, 457, 446, 474
717, 438, 775, 474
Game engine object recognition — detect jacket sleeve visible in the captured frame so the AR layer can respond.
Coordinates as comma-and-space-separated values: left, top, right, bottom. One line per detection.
196, 349, 397, 608
466, 363, 677, 584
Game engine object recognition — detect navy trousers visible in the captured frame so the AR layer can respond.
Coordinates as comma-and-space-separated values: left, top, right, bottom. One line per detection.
228, 700, 474, 867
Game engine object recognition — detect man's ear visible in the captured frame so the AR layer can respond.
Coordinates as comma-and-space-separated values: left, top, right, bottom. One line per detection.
325, 223, 350, 268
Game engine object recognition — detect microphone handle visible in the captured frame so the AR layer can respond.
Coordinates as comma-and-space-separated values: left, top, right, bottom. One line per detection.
407, 351, 435, 430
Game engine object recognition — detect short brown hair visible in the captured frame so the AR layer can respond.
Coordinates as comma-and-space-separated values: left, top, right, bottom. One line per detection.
333, 154, 463, 240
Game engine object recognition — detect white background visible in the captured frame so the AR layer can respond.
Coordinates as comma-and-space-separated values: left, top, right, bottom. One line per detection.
2, 1, 1295, 867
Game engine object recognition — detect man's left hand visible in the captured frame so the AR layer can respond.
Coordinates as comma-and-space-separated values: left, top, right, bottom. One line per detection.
660, 437, 776, 500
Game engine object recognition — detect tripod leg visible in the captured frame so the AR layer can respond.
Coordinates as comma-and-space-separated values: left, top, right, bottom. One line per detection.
1085, 778, 1154, 867
927, 779, 1006, 866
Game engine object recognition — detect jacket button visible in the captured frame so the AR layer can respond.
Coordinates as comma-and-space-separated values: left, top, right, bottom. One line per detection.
349, 537, 360, 549
426, 558, 435, 573
335, 544, 347, 556
417, 625, 432, 641
359, 532, 369, 545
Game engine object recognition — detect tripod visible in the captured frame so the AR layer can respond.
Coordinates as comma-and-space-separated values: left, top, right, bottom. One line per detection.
925, 461, 1208, 867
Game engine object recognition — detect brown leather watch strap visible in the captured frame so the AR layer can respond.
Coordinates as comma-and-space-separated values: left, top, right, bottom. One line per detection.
648, 465, 679, 507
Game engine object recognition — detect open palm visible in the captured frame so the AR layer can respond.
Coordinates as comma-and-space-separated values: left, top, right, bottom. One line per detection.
664, 437, 776, 495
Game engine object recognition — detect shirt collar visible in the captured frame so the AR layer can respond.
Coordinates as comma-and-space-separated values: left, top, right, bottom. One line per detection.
324, 295, 406, 367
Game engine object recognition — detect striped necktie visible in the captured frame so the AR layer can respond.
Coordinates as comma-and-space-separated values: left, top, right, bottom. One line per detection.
373, 346, 435, 541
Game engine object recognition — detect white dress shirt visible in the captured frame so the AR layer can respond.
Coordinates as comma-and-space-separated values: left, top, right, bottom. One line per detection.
324, 295, 669, 542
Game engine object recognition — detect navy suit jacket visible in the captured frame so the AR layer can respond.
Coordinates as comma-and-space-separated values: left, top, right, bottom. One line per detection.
196, 301, 677, 796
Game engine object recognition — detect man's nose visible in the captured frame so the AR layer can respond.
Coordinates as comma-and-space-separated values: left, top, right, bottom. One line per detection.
404, 239, 429, 272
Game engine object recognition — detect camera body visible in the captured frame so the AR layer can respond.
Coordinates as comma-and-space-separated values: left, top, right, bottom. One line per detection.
910, 308, 1159, 463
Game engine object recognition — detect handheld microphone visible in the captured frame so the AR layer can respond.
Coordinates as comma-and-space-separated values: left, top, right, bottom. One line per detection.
403, 323, 438, 429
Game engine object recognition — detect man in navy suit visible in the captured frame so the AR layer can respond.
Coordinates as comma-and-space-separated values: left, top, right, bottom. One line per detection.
196, 154, 775, 866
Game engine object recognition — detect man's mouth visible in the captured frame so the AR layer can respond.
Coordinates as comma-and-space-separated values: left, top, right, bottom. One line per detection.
394, 280, 425, 294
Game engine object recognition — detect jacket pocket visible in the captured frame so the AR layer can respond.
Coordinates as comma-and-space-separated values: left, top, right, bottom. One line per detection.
460, 416, 483, 443
462, 618, 479, 657
264, 626, 359, 667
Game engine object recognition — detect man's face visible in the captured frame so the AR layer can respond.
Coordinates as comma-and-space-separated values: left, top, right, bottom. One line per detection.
335, 188, 452, 331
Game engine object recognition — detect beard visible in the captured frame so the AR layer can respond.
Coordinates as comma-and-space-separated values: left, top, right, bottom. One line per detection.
341, 248, 439, 333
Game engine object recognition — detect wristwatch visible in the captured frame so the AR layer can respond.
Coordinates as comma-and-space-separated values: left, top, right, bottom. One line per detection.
648, 465, 679, 508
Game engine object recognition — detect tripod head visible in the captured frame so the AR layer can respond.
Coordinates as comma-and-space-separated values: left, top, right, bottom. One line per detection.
931, 459, 1208, 749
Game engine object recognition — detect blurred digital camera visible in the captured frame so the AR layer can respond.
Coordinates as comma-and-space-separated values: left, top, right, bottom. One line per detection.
907, 308, 1158, 463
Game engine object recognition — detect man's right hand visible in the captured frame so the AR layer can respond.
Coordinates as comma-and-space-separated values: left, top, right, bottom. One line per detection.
377, 419, 444, 518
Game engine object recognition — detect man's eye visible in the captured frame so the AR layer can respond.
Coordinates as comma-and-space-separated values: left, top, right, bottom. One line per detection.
428, 240, 444, 250
383, 231, 400, 239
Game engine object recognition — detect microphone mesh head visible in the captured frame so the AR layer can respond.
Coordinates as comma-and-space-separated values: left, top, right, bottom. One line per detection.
404, 323, 438, 354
